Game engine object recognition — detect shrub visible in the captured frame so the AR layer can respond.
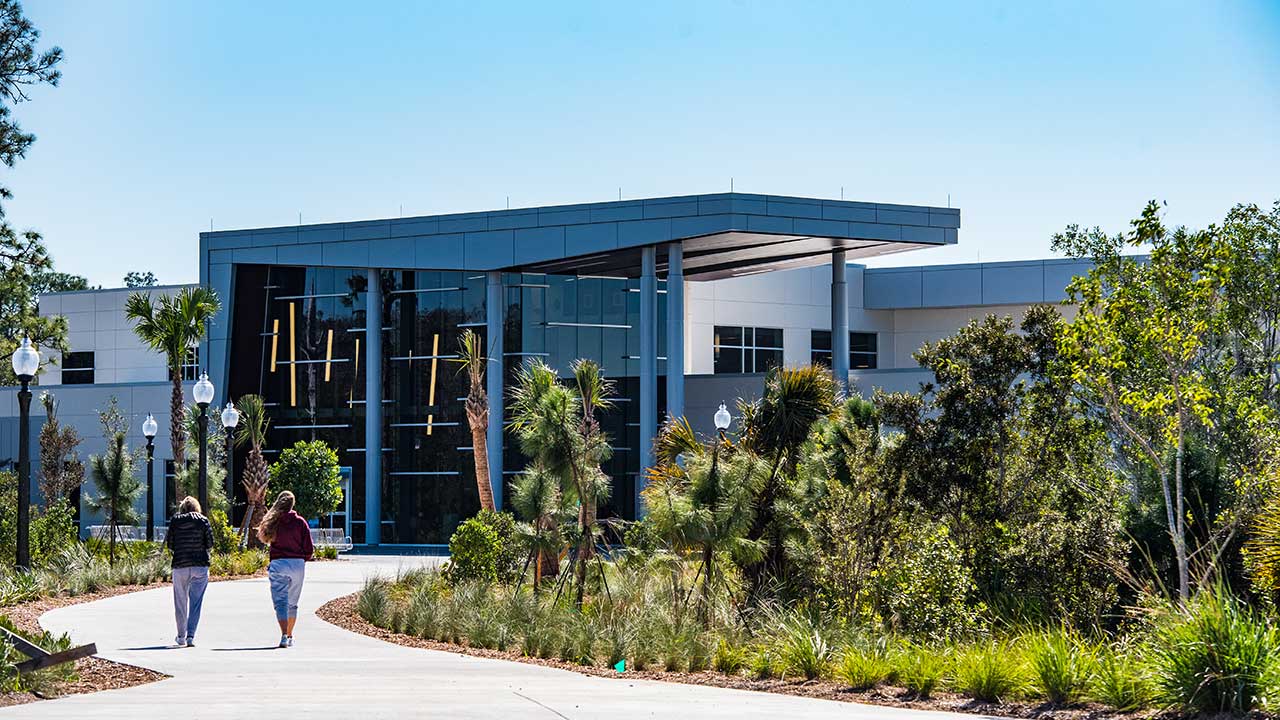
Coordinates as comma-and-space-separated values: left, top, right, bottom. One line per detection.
1144, 586, 1280, 714
406, 584, 442, 638
1024, 627, 1096, 704
314, 545, 339, 560
1092, 642, 1152, 711
210, 549, 268, 576
209, 509, 239, 555
747, 643, 779, 680
952, 640, 1027, 702
867, 524, 987, 641
445, 517, 501, 585
835, 644, 893, 691
474, 510, 521, 584
357, 579, 390, 626
29, 499, 77, 567
268, 440, 343, 520
891, 641, 950, 697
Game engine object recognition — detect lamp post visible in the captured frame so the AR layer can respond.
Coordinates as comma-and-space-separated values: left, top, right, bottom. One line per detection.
11, 337, 39, 570
192, 373, 215, 512
142, 413, 158, 541
221, 401, 239, 523
713, 402, 732, 441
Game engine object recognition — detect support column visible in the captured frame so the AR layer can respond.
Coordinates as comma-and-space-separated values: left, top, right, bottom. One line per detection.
666, 242, 685, 421
638, 247, 657, 514
485, 271, 505, 511
831, 249, 850, 392
364, 268, 383, 546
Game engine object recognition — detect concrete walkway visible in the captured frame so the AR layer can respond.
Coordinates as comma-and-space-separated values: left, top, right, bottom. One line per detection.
7, 556, 996, 719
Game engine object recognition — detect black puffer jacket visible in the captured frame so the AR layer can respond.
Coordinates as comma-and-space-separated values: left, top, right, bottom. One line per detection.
166, 512, 213, 568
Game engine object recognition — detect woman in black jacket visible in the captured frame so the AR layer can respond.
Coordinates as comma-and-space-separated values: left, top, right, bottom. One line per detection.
166, 496, 213, 647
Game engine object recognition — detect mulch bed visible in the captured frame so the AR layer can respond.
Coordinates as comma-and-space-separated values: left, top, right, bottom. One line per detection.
0, 567, 269, 707
318, 592, 1168, 720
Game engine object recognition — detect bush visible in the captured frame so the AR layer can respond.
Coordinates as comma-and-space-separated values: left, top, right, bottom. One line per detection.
952, 640, 1027, 702
713, 637, 748, 674
1144, 586, 1280, 714
29, 499, 77, 567
1024, 627, 1096, 704
445, 517, 501, 585
268, 440, 344, 521
209, 509, 239, 555
771, 612, 832, 680
210, 549, 268, 577
866, 524, 987, 641
314, 545, 339, 560
473, 510, 521, 584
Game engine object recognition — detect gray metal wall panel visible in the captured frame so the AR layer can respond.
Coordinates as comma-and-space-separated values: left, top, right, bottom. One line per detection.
982, 264, 1046, 305
565, 223, 619, 256
865, 270, 923, 309
414, 234, 465, 268
514, 226, 567, 264
464, 230, 515, 268
922, 267, 983, 307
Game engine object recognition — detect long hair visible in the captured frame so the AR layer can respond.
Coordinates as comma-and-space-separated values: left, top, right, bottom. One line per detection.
178, 496, 202, 515
257, 491, 296, 543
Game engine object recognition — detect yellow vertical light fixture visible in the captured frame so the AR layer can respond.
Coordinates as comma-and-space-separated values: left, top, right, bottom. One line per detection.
350, 337, 360, 406
426, 333, 439, 436
324, 328, 334, 382
288, 301, 297, 407
269, 318, 279, 372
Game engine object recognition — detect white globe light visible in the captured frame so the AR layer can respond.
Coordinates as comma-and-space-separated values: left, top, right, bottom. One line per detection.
221, 401, 240, 429
142, 413, 159, 438
713, 403, 732, 431
11, 336, 39, 379
192, 372, 215, 406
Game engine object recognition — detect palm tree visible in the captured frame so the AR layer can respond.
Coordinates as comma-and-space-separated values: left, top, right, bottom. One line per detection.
235, 394, 270, 548
125, 287, 221, 473
646, 448, 763, 626
739, 364, 839, 587
453, 330, 495, 511
510, 465, 569, 593
569, 359, 614, 604
86, 431, 142, 564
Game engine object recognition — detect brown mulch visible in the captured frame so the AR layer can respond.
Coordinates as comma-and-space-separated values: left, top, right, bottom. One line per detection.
318, 592, 1168, 720
0, 566, 270, 707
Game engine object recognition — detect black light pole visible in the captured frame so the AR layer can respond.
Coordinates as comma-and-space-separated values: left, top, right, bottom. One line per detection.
143, 413, 158, 541
12, 337, 40, 571
221, 402, 239, 521
193, 373, 215, 512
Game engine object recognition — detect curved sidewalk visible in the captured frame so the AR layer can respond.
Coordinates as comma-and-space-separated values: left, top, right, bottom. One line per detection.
6, 556, 994, 719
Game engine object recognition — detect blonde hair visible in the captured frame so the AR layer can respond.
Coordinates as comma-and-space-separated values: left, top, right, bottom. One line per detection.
257, 491, 296, 543
178, 496, 202, 514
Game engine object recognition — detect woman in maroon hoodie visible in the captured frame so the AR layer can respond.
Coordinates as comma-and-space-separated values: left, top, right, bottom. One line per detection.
257, 491, 313, 648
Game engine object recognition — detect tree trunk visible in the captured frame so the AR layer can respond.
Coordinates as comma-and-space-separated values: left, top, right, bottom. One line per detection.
169, 374, 186, 474
700, 546, 714, 628
1174, 429, 1190, 601
466, 402, 495, 511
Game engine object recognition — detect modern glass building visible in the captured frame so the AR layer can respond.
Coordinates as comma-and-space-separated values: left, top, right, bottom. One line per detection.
200, 193, 960, 546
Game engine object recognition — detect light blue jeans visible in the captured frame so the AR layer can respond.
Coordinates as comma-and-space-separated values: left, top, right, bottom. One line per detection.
172, 566, 209, 640
268, 558, 306, 622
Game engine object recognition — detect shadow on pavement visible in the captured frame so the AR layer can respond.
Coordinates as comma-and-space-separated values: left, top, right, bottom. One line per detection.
120, 645, 178, 651
211, 646, 281, 652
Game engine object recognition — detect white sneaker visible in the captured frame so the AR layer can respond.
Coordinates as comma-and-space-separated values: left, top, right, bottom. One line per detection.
278, 635, 289, 648
286, 636, 294, 648
185, 637, 195, 648
175, 636, 187, 647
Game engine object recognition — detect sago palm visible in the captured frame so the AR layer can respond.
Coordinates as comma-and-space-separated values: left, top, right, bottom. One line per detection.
234, 394, 270, 548
125, 286, 221, 472
453, 330, 495, 511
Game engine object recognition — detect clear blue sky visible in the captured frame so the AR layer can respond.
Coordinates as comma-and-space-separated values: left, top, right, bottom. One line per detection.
8, 1, 1280, 286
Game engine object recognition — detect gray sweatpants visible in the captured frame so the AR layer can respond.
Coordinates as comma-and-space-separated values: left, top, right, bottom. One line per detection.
172, 566, 210, 640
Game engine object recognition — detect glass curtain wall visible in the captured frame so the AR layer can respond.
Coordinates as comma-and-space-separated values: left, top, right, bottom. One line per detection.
230, 265, 666, 545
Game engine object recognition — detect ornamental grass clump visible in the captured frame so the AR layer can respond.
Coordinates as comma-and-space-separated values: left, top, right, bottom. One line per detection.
952, 639, 1028, 702
1091, 641, 1152, 712
890, 641, 950, 697
770, 611, 833, 680
1144, 585, 1280, 714
834, 644, 893, 691
1024, 627, 1097, 704
356, 578, 390, 627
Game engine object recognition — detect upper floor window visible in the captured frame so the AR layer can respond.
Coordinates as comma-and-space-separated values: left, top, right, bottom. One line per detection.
811, 330, 878, 370
713, 326, 783, 374
170, 346, 200, 382
61, 351, 94, 385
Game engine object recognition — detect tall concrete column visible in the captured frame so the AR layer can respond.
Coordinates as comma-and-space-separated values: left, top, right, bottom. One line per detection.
831, 250, 850, 392
638, 246, 657, 514
485, 271, 505, 511
364, 268, 383, 546
665, 242, 685, 421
